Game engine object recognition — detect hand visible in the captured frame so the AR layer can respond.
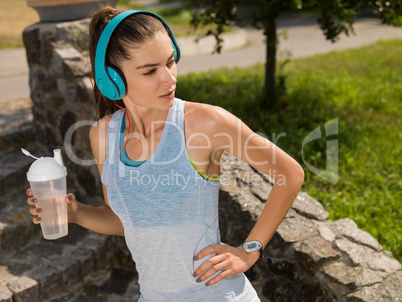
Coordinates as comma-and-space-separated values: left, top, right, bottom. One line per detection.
26, 188, 79, 224
192, 243, 259, 287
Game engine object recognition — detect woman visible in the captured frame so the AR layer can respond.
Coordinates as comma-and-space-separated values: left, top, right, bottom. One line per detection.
27, 7, 304, 301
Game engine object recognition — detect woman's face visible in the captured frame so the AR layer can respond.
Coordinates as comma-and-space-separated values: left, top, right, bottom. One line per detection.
120, 31, 177, 110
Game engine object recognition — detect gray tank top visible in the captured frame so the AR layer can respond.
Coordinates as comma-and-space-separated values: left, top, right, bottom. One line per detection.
101, 98, 260, 301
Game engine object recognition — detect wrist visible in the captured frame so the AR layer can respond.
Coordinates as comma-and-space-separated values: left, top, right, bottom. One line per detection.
238, 245, 260, 265
69, 200, 80, 224
242, 240, 264, 259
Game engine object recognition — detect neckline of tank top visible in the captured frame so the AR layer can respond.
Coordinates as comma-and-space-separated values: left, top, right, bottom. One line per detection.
120, 113, 146, 167
116, 98, 178, 169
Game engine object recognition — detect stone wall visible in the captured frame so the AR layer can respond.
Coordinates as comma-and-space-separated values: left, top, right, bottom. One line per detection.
22, 19, 401, 301
218, 152, 401, 301
23, 19, 102, 202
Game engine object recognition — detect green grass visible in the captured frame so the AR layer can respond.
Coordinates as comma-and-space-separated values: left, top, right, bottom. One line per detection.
177, 39, 402, 262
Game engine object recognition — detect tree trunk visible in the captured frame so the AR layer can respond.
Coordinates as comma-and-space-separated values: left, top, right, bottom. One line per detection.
262, 15, 277, 109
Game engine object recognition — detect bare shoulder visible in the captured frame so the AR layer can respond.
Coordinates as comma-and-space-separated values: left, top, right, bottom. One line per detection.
184, 101, 233, 134
90, 114, 114, 165
90, 114, 113, 139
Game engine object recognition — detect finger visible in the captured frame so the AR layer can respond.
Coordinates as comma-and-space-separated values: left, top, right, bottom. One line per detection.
27, 197, 38, 206
195, 260, 227, 284
32, 216, 42, 225
26, 188, 32, 196
29, 207, 42, 216
194, 244, 224, 261
205, 268, 231, 287
193, 253, 225, 279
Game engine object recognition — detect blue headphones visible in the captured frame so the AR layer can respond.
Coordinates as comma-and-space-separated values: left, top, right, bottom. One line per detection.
94, 10, 181, 100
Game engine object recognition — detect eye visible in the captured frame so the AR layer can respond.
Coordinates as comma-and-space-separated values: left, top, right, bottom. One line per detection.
144, 69, 156, 76
167, 60, 175, 68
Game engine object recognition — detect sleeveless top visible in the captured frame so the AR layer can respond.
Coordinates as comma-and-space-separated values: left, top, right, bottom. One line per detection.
101, 98, 260, 301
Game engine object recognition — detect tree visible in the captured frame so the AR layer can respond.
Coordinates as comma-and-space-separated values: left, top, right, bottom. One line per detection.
181, 0, 402, 109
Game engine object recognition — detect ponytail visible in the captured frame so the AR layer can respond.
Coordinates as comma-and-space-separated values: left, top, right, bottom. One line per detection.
89, 6, 122, 120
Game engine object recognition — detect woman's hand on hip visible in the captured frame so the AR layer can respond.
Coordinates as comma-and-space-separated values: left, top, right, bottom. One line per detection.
192, 243, 259, 287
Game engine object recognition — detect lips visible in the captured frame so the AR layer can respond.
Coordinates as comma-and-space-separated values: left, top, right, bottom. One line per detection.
160, 89, 175, 98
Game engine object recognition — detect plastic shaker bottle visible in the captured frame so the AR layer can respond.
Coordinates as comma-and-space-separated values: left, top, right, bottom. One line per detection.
23, 148, 68, 240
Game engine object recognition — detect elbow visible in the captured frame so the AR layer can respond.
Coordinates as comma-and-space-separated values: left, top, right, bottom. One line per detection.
293, 163, 305, 190
298, 165, 305, 188
281, 162, 304, 190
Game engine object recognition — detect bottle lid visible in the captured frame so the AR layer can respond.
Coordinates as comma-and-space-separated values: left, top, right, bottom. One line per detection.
26, 149, 67, 182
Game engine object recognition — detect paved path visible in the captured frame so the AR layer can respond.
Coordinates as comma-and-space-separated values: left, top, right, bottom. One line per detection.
1, 15, 402, 102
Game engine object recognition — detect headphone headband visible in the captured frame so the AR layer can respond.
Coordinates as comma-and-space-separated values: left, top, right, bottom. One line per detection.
94, 10, 181, 100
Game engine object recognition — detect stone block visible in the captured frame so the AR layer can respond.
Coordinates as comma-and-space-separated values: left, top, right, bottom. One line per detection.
0, 261, 33, 286
63, 56, 91, 78
67, 247, 95, 279
0, 265, 17, 286
27, 266, 62, 300
293, 192, 329, 221
330, 218, 382, 251
7, 275, 40, 302
367, 252, 402, 274
294, 237, 341, 276
76, 77, 93, 104
14, 240, 65, 262
335, 238, 372, 266
358, 267, 388, 287
55, 19, 90, 52
346, 270, 402, 302
318, 225, 336, 242
0, 284, 12, 302
22, 25, 40, 65
275, 215, 319, 244
250, 181, 272, 202
0, 218, 40, 254
320, 261, 360, 292
52, 47, 82, 74
83, 234, 120, 269
0, 151, 33, 195
230, 191, 264, 221
49, 257, 80, 288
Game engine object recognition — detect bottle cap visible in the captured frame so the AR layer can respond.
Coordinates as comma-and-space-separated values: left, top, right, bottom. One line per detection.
25, 149, 67, 182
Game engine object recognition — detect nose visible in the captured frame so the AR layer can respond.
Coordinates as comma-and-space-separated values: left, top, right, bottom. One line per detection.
161, 65, 177, 87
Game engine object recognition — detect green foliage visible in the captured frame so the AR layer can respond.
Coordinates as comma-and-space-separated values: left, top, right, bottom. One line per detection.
177, 39, 402, 262
116, 0, 144, 10
181, 0, 402, 105
366, 0, 402, 26
116, 1, 230, 37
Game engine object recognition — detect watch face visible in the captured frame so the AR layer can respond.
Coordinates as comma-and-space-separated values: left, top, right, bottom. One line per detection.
247, 242, 258, 250
244, 241, 261, 252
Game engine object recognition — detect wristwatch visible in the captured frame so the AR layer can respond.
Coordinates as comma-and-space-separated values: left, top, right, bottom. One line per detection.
242, 240, 264, 259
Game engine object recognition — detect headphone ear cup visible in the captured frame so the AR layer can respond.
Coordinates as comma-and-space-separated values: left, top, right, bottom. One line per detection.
106, 65, 127, 100
96, 72, 120, 100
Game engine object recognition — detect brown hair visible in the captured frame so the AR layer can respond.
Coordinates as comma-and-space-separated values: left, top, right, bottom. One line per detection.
89, 6, 169, 119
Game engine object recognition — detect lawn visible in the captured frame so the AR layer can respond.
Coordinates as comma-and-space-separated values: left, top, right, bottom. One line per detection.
176, 39, 402, 262
0, 0, 228, 48
0, 0, 39, 48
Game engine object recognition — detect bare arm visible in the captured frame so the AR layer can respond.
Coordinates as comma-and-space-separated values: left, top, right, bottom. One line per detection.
192, 105, 304, 286
72, 118, 124, 236
27, 117, 124, 236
